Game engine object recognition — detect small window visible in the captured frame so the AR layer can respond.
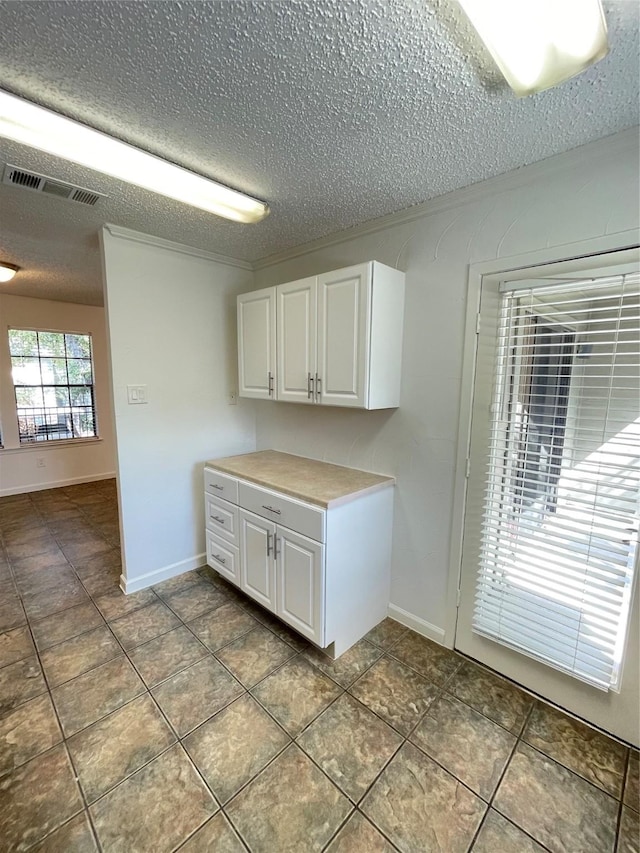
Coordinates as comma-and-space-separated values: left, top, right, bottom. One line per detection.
9, 329, 97, 443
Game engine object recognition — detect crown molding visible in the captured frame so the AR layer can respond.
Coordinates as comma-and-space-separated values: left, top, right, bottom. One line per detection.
253, 127, 640, 271
103, 223, 253, 270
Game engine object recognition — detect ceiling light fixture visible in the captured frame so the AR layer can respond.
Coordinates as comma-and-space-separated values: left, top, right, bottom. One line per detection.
0, 262, 20, 282
458, 0, 609, 96
0, 90, 269, 223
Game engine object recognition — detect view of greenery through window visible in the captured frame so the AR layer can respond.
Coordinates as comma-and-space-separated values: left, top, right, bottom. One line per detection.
9, 329, 97, 443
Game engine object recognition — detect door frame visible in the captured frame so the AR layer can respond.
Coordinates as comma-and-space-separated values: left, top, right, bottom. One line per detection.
444, 230, 640, 649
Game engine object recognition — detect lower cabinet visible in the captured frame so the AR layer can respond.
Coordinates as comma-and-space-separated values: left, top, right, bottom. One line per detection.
204, 465, 393, 656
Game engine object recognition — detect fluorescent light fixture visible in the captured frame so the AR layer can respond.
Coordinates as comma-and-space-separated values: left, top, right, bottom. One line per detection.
0, 262, 19, 282
458, 0, 609, 96
0, 90, 269, 223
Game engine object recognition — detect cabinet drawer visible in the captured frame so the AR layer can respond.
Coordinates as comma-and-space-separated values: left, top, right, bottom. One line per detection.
205, 493, 238, 542
239, 482, 325, 542
204, 468, 239, 504
206, 531, 239, 586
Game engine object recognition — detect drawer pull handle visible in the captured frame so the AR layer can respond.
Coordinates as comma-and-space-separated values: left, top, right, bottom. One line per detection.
266, 531, 272, 556
274, 535, 280, 559
262, 505, 281, 515
212, 554, 226, 565
315, 373, 322, 401
268, 371, 274, 396
211, 484, 224, 491
212, 515, 226, 525
307, 373, 314, 399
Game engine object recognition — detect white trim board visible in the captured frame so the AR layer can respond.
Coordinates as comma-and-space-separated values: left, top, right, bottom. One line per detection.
0, 471, 116, 497
103, 224, 253, 270
121, 552, 207, 594
388, 603, 446, 645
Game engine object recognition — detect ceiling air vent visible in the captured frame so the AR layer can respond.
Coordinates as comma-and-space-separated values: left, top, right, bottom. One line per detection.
2, 164, 105, 206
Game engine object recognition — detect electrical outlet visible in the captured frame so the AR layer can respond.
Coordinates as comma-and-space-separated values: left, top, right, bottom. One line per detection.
228, 391, 237, 406
36, 456, 46, 468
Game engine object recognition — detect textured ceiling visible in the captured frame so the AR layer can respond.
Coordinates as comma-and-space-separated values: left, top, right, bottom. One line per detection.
0, 0, 638, 306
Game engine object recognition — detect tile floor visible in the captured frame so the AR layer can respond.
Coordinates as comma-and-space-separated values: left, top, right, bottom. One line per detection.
0, 479, 638, 852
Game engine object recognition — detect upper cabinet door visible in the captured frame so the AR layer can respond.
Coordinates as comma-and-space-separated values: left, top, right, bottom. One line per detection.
316, 263, 371, 408
237, 288, 276, 399
276, 277, 317, 404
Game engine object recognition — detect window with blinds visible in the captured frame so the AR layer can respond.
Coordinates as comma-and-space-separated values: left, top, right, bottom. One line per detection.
473, 271, 639, 691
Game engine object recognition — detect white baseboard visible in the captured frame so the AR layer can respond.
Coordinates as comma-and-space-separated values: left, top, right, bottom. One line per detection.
0, 472, 117, 497
388, 603, 447, 647
121, 553, 207, 594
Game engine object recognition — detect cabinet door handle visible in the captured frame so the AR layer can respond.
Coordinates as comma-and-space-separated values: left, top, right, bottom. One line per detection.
315, 373, 322, 401
212, 554, 226, 565
307, 373, 314, 399
212, 515, 225, 525
274, 535, 280, 559
266, 531, 272, 556
211, 484, 224, 491
268, 372, 274, 396
262, 504, 281, 515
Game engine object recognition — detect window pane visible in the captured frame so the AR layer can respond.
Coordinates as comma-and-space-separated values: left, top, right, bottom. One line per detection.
70, 387, 92, 406
38, 331, 65, 357
11, 357, 41, 385
65, 334, 91, 358
8, 330, 38, 357
67, 359, 93, 384
72, 409, 95, 437
16, 387, 44, 408
46, 387, 71, 408
40, 358, 69, 384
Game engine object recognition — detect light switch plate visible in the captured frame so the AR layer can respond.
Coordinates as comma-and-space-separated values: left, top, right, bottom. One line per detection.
127, 385, 148, 404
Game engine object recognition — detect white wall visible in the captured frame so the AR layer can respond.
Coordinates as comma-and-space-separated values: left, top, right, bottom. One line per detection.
0, 293, 116, 495
101, 228, 256, 592
252, 129, 640, 643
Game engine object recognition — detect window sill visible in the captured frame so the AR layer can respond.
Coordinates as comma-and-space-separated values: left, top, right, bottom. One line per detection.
0, 437, 103, 454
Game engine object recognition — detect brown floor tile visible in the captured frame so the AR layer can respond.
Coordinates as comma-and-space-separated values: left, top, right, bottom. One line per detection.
494, 742, 619, 852
60, 537, 114, 565
325, 811, 397, 852
251, 656, 341, 736
0, 744, 84, 850
179, 813, 246, 852
303, 639, 383, 688
361, 742, 486, 853
68, 694, 175, 802
40, 625, 121, 687
471, 809, 547, 852
0, 693, 62, 777
625, 750, 639, 811
94, 587, 157, 621
161, 580, 228, 622
0, 596, 27, 632
389, 631, 461, 686
9, 550, 70, 577
22, 579, 91, 621
151, 570, 203, 597
618, 806, 639, 853
73, 548, 121, 578
448, 659, 534, 735
90, 744, 217, 853
52, 655, 145, 736
14, 563, 78, 597
5, 534, 61, 562
184, 693, 290, 804
246, 606, 309, 651
0, 654, 47, 714
411, 693, 516, 800
0, 625, 34, 668
298, 693, 403, 803
215, 625, 296, 688
29, 812, 98, 852
226, 744, 351, 853
523, 701, 628, 797
80, 568, 122, 598
152, 656, 244, 736
109, 599, 180, 649
31, 601, 104, 652
188, 601, 258, 651
128, 625, 208, 687
350, 655, 439, 736
364, 617, 409, 650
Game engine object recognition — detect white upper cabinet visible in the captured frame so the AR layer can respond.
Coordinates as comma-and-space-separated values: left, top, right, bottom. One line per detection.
237, 287, 276, 400
238, 261, 405, 409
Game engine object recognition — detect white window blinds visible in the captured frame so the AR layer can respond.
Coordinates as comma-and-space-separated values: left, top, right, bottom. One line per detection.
473, 272, 639, 691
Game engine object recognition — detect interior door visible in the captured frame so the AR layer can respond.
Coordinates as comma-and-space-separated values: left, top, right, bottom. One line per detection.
276, 526, 324, 645
239, 509, 276, 610
237, 287, 276, 399
455, 253, 640, 746
276, 276, 317, 404
316, 263, 370, 407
